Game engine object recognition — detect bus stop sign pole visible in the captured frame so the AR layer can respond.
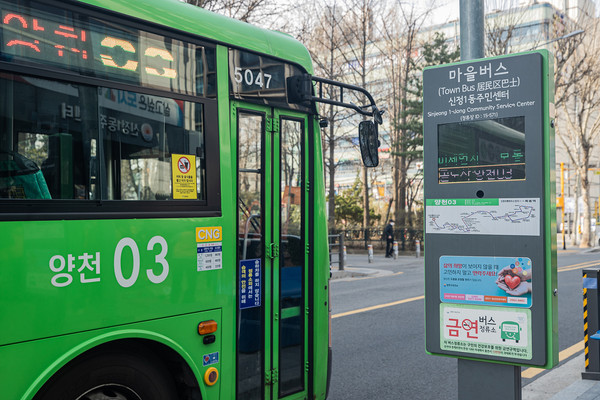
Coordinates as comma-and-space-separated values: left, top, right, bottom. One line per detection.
458, 1, 522, 399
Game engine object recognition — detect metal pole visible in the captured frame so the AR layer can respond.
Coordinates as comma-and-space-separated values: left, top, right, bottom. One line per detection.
459, 0, 485, 61
458, 1, 521, 398
568, 163, 572, 240
339, 234, 345, 271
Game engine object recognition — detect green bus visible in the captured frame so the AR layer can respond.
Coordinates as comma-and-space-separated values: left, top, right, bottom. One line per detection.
0, 0, 382, 399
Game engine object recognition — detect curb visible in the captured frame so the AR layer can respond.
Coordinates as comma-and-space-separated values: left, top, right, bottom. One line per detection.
330, 267, 392, 280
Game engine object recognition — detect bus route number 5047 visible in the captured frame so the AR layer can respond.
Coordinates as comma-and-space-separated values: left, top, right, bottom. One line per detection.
233, 67, 272, 89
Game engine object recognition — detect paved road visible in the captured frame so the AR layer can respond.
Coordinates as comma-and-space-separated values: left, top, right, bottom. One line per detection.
327, 248, 600, 400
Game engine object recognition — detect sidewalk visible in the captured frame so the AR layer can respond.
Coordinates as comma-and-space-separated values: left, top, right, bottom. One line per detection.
523, 354, 600, 399
330, 251, 424, 280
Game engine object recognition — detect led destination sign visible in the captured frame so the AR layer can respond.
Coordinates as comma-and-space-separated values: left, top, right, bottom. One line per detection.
0, 0, 215, 96
438, 116, 525, 184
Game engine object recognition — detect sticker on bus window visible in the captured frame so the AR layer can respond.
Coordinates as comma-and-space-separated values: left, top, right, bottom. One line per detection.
172, 154, 197, 199
239, 259, 261, 309
197, 227, 223, 271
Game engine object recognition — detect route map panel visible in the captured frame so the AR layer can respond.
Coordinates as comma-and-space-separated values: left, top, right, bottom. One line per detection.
425, 198, 539, 236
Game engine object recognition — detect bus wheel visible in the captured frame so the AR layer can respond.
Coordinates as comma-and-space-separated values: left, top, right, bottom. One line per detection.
35, 350, 178, 400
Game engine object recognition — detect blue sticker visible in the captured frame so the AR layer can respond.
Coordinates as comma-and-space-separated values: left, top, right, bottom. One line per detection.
197, 245, 222, 253
584, 277, 598, 290
203, 352, 219, 366
239, 258, 261, 309
440, 255, 532, 308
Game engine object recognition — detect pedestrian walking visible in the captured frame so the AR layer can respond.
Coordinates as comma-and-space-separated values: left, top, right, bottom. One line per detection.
384, 220, 395, 258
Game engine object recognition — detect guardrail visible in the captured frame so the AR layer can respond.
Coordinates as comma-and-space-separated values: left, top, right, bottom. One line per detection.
329, 227, 424, 251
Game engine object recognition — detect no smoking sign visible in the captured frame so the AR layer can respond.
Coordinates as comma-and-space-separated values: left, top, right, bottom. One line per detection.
178, 156, 192, 174
171, 154, 197, 199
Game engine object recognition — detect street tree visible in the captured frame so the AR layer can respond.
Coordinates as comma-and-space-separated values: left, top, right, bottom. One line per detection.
484, 0, 532, 56
184, 0, 292, 27
481, 2, 597, 246
380, 4, 458, 227
553, 17, 600, 247
400, 32, 459, 227
379, 2, 427, 228
334, 176, 363, 228
303, 2, 353, 229
337, 0, 384, 234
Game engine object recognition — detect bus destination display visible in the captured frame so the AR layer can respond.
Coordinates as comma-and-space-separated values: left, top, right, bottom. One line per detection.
438, 116, 525, 184
0, 0, 215, 96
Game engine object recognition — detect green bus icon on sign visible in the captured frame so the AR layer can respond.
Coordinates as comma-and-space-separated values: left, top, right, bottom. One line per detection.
500, 321, 521, 343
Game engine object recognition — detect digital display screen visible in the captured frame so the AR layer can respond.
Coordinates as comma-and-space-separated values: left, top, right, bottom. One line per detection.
438, 116, 525, 183
0, 0, 215, 96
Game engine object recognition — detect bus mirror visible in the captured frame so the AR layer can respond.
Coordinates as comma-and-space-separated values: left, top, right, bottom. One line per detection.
358, 120, 380, 167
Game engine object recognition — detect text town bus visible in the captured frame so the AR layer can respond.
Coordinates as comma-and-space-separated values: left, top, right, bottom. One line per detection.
0, 0, 383, 399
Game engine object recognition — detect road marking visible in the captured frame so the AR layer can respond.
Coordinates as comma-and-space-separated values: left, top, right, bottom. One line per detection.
521, 340, 584, 379
558, 260, 600, 272
332, 295, 424, 319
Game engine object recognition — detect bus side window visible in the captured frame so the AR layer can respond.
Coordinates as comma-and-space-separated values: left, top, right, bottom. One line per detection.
0, 73, 209, 205
99, 88, 206, 201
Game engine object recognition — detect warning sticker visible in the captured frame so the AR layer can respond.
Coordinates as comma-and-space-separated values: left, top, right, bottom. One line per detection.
240, 259, 261, 309
172, 154, 197, 199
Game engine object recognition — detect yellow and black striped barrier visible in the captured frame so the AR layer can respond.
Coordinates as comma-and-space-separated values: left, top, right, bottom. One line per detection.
582, 267, 600, 380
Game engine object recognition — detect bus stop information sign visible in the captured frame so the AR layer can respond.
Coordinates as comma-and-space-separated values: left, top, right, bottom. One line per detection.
423, 50, 558, 368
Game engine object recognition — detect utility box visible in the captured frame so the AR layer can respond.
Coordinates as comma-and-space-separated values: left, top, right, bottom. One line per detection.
423, 50, 558, 368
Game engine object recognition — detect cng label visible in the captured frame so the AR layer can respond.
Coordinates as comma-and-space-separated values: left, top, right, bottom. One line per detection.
196, 227, 222, 242
197, 227, 223, 272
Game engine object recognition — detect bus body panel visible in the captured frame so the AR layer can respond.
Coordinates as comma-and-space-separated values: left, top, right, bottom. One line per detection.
0, 311, 225, 400
0, 218, 234, 345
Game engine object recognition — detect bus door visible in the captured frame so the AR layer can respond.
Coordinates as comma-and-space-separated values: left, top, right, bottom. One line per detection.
234, 103, 308, 400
